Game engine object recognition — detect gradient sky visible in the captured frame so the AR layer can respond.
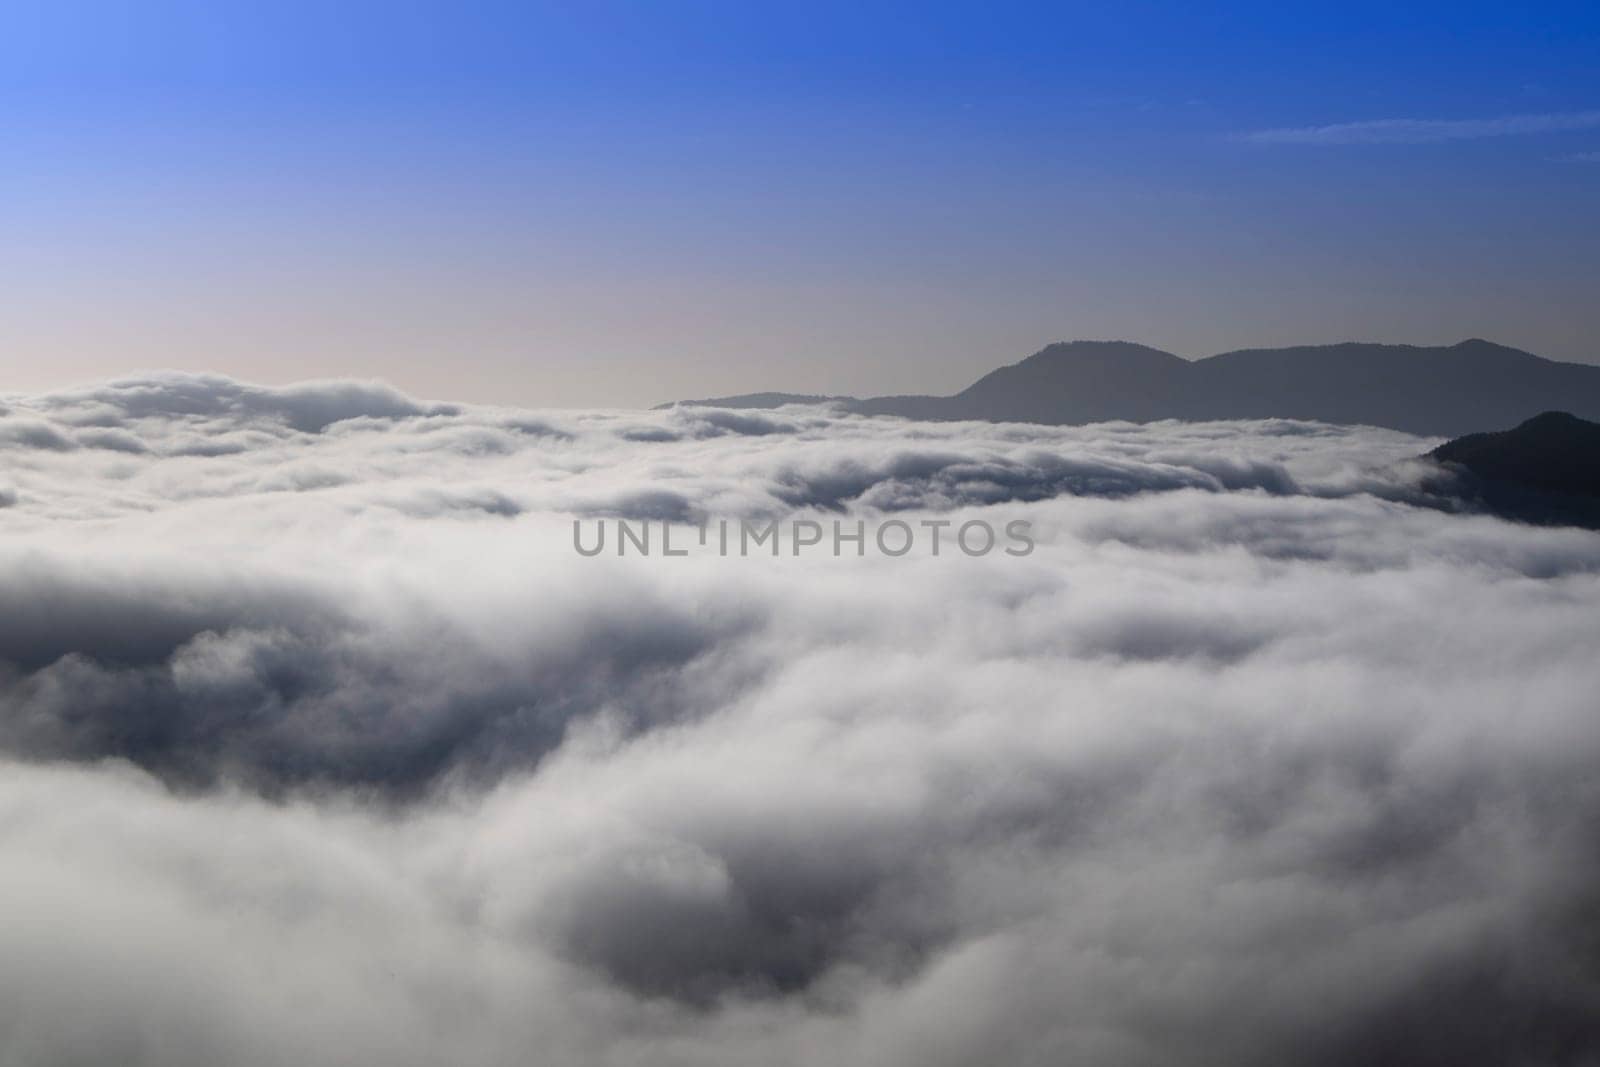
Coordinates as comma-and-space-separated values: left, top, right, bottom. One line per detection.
4, 0, 1599, 407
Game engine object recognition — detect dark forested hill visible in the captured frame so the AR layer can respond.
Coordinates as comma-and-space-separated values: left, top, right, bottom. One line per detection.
1428, 411, 1600, 528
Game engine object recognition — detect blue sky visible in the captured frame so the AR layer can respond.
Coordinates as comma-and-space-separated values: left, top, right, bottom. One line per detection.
4, 1, 1599, 405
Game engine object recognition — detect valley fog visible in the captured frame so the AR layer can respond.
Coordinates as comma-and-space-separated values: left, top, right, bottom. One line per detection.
2, 375, 1598, 1066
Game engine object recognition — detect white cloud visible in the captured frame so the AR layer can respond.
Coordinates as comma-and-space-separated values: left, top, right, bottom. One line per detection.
1240, 110, 1600, 145
1, 374, 1598, 1065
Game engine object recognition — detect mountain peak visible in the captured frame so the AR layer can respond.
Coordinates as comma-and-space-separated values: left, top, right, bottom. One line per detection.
1451, 338, 1533, 357
1025, 340, 1183, 363
1514, 410, 1591, 432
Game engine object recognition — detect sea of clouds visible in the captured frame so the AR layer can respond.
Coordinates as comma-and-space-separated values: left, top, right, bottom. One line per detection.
2, 372, 1599, 1066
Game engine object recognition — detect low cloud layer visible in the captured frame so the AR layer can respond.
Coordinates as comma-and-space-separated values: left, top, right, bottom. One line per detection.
2, 374, 1598, 1066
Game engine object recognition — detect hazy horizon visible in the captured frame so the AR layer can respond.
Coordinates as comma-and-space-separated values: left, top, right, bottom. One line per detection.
10, 333, 1600, 411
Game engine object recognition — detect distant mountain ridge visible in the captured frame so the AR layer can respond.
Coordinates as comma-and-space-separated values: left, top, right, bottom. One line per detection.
663, 339, 1600, 437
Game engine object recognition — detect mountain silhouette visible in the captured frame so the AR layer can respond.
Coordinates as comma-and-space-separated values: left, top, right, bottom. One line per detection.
664, 340, 1600, 436
1427, 411, 1600, 529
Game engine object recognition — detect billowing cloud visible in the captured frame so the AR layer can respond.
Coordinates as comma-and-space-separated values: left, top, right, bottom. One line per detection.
1, 373, 1598, 1065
